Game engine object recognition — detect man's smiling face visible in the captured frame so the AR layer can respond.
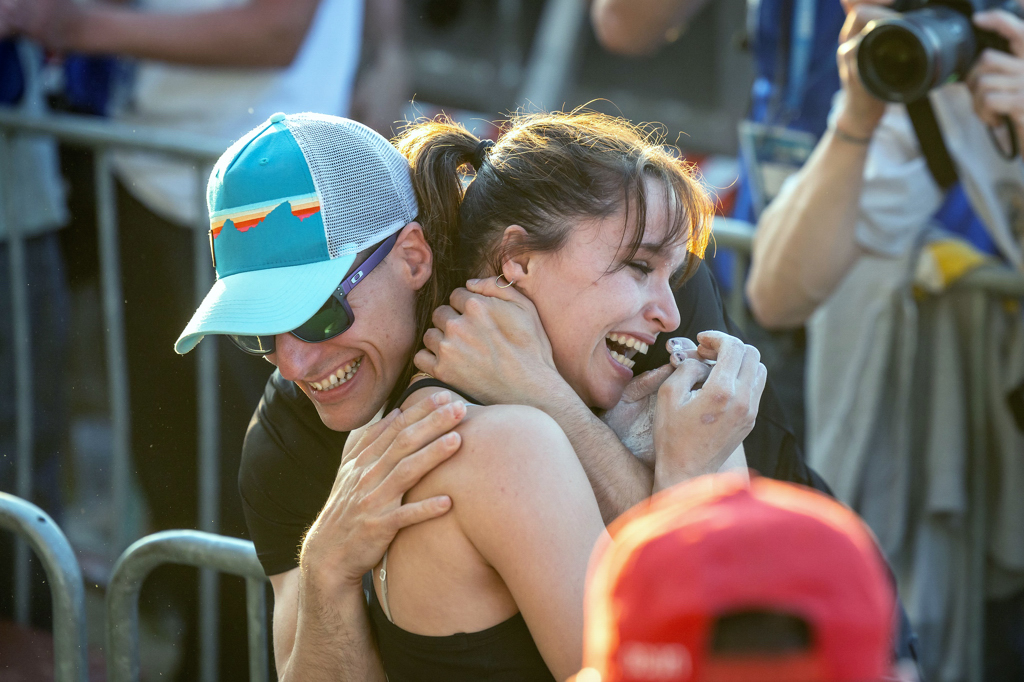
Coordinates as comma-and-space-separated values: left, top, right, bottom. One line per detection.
266, 224, 432, 431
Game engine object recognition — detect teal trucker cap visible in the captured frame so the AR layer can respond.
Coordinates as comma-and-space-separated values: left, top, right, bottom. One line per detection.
175, 112, 419, 354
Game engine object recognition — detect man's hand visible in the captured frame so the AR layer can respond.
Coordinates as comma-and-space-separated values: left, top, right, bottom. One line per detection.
299, 392, 466, 592
968, 7, 1024, 144
653, 331, 766, 490
414, 277, 564, 407
835, 0, 896, 139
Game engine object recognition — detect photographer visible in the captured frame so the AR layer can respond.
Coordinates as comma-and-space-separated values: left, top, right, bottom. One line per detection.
746, 0, 1024, 326
746, 0, 1024, 677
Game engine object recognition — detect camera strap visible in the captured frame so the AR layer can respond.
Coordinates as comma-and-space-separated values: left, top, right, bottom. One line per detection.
906, 98, 958, 191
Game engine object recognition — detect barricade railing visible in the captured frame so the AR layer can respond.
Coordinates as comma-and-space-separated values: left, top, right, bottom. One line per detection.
0, 107, 231, 682
0, 492, 89, 682
106, 530, 269, 682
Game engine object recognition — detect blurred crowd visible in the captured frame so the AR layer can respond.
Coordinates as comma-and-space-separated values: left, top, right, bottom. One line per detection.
1, 0, 1024, 680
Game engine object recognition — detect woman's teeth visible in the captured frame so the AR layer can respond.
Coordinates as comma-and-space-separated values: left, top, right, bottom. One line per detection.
310, 358, 362, 391
606, 333, 649, 355
610, 349, 636, 370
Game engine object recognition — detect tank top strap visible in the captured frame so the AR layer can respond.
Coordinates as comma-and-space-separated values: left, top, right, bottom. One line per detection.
396, 377, 479, 408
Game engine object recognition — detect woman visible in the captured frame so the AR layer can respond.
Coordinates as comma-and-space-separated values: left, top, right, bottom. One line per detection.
346, 111, 751, 680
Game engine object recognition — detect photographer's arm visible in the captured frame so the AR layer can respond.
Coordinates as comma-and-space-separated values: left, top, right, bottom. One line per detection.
746, 6, 888, 329
591, 0, 712, 56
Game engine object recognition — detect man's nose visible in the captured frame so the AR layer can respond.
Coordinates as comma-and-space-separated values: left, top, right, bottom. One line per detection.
269, 333, 321, 382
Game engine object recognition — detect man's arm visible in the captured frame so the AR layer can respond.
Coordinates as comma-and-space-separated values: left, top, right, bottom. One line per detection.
0, 0, 320, 67
745, 5, 890, 329
591, 0, 712, 56
266, 394, 467, 680
270, 568, 386, 682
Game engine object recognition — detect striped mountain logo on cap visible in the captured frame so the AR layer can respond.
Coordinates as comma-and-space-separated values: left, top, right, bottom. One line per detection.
210, 191, 321, 237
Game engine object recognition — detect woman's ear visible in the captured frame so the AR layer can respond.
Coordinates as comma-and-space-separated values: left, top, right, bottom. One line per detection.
498, 225, 531, 285
394, 222, 433, 290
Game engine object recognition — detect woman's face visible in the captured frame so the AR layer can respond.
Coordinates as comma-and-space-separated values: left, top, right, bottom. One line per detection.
513, 178, 686, 410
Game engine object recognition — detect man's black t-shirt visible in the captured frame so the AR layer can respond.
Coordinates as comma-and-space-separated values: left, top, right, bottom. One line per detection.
238, 260, 824, 577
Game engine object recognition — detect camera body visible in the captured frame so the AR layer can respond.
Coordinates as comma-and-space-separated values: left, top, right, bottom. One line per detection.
857, 0, 1019, 103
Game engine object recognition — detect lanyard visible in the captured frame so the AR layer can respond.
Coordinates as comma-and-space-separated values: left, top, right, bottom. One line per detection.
785, 0, 817, 113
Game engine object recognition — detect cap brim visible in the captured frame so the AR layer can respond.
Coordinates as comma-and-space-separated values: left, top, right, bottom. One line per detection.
175, 254, 357, 354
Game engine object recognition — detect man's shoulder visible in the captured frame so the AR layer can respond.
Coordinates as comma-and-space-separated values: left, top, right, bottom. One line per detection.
240, 370, 348, 509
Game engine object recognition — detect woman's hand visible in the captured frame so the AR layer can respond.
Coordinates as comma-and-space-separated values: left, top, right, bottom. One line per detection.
968, 7, 1024, 144
299, 392, 466, 591
653, 331, 766, 491
414, 277, 565, 406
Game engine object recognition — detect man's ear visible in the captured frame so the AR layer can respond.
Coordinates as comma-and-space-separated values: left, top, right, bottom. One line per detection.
498, 225, 532, 286
394, 222, 432, 290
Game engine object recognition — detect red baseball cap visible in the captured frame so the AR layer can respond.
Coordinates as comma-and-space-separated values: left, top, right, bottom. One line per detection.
579, 474, 895, 682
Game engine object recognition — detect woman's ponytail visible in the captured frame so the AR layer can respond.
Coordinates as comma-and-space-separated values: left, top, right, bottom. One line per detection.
389, 119, 481, 401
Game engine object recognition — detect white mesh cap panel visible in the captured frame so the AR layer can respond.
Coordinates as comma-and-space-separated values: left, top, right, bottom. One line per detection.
283, 113, 419, 258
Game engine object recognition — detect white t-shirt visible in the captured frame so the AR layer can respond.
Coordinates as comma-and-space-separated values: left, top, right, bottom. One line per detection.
112, 0, 363, 226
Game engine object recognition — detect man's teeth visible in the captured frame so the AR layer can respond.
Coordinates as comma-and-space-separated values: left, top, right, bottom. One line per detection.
310, 358, 362, 391
610, 349, 636, 370
606, 333, 649, 355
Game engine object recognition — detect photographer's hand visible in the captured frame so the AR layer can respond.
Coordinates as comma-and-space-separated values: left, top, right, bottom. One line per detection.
835, 2, 895, 139
968, 8, 1024, 143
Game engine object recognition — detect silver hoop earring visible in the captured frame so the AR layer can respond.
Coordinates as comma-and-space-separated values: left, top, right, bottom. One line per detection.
495, 275, 515, 289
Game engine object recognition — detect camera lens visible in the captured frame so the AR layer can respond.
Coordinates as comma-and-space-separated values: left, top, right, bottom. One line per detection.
858, 7, 977, 103
859, 22, 931, 102
870, 28, 928, 94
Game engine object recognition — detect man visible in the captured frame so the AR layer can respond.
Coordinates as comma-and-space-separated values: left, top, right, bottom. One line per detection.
571, 473, 904, 682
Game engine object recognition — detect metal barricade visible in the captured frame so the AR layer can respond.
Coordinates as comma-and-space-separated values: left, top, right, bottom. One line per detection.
106, 530, 270, 682
0, 492, 89, 682
0, 107, 230, 681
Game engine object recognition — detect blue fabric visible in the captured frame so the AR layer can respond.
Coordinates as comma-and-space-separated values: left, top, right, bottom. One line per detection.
0, 40, 25, 105
62, 55, 116, 116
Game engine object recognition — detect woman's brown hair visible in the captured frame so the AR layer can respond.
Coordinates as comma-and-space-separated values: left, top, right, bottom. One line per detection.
388, 110, 714, 403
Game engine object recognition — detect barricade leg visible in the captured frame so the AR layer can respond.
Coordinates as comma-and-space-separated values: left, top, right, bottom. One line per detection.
94, 149, 134, 554
106, 530, 268, 682
192, 165, 223, 682
0, 493, 89, 682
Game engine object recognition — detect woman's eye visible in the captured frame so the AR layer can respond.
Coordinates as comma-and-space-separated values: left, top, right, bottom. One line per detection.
629, 261, 654, 275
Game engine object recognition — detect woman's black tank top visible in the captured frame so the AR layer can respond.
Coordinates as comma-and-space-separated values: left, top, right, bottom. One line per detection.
369, 377, 557, 682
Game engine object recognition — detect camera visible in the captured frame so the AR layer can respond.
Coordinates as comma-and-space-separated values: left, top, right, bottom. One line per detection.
857, 0, 1021, 104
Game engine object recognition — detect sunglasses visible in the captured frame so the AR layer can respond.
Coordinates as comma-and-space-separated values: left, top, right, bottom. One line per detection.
228, 232, 398, 356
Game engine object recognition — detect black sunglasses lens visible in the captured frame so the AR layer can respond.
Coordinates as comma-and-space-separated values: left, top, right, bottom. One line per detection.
291, 296, 353, 343
229, 334, 276, 355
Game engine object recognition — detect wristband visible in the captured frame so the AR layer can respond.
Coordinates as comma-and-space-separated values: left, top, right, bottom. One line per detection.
831, 124, 873, 145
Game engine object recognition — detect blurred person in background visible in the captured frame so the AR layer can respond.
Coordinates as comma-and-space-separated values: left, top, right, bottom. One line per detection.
744, 2, 1024, 679
570, 473, 906, 682
0, 0, 408, 678
0, 39, 71, 632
